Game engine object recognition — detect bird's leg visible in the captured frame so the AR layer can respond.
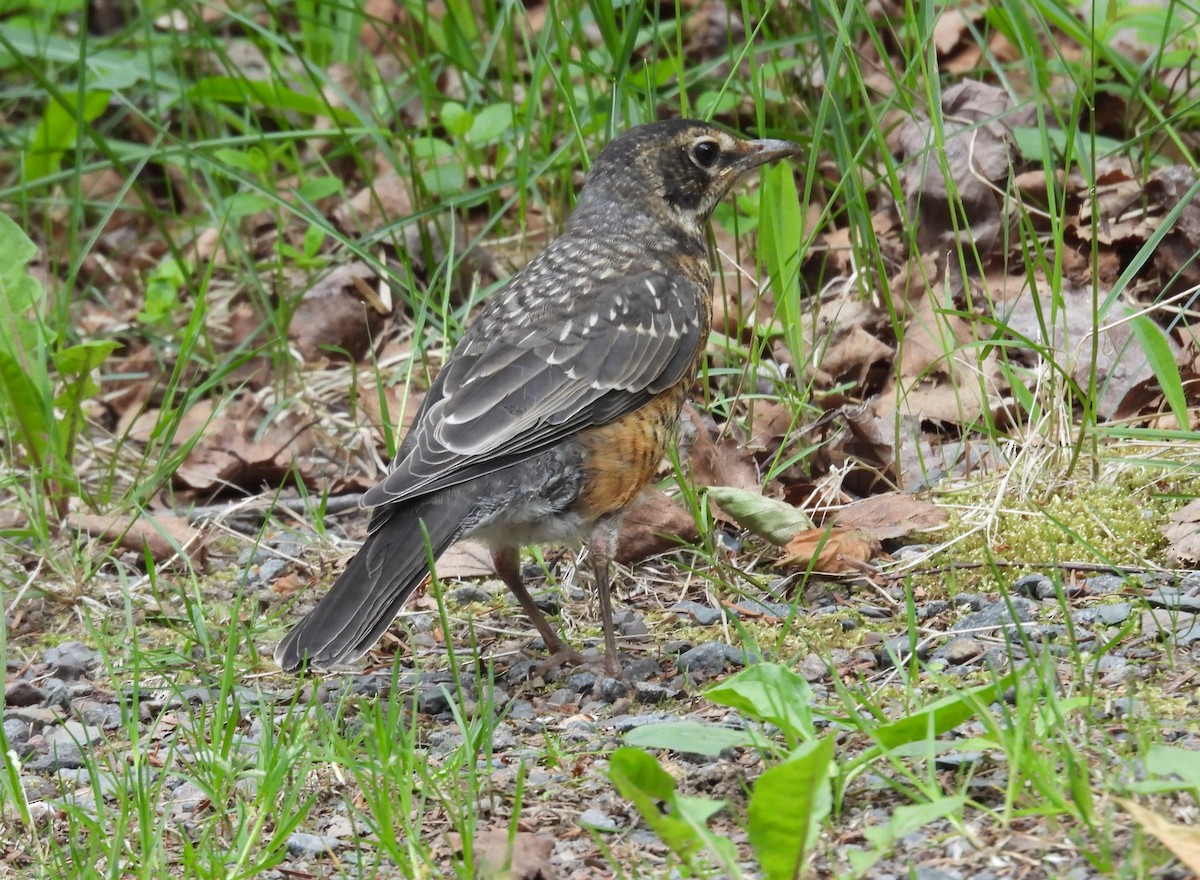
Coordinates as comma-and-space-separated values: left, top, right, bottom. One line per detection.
588, 514, 623, 677
492, 546, 577, 661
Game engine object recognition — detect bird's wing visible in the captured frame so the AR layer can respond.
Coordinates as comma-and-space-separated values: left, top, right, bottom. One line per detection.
362, 269, 704, 508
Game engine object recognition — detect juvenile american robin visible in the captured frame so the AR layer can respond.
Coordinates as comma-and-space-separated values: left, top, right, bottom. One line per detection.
276, 119, 800, 674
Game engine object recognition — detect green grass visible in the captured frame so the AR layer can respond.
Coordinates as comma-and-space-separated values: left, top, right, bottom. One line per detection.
2, 0, 1200, 876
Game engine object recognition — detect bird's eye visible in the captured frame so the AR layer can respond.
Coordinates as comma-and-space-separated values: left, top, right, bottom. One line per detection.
690, 139, 721, 169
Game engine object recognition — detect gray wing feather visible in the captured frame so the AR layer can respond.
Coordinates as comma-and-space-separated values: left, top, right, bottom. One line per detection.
362, 270, 701, 509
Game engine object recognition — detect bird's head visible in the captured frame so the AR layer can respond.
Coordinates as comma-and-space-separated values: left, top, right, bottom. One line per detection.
568, 119, 801, 243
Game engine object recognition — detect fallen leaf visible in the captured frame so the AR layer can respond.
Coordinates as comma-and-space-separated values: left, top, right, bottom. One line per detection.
67, 511, 208, 566
778, 527, 882, 573
1118, 799, 1200, 874
831, 493, 949, 539
617, 489, 701, 565
707, 486, 811, 545
1162, 498, 1200, 565
452, 828, 558, 880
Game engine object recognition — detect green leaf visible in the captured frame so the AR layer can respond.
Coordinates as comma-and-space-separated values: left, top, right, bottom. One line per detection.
748, 737, 835, 880
707, 486, 811, 545
704, 663, 815, 743
0, 213, 53, 464
188, 77, 357, 122
54, 339, 120, 376
1125, 744, 1200, 794
441, 101, 473, 137
848, 797, 965, 876
624, 721, 755, 756
467, 102, 514, 145
0, 350, 52, 464
24, 90, 110, 182
759, 162, 804, 364
607, 748, 705, 864
295, 176, 343, 202
1128, 311, 1187, 429
866, 669, 1019, 750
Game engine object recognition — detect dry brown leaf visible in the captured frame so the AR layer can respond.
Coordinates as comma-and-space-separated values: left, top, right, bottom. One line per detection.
67, 511, 208, 566
685, 407, 760, 493
778, 527, 882, 573
617, 489, 701, 565
452, 828, 558, 880
435, 540, 496, 580
1162, 498, 1200, 565
831, 493, 949, 539
1118, 799, 1200, 874
895, 81, 1018, 260
290, 261, 389, 363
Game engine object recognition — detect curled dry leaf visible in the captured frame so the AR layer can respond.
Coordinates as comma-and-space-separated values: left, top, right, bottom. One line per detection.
451, 828, 557, 880
831, 492, 949, 540
1117, 799, 1200, 874
1161, 498, 1200, 566
67, 511, 208, 567
617, 488, 701, 565
778, 527, 882, 574
895, 81, 1019, 260
706, 486, 811, 545
289, 261, 389, 362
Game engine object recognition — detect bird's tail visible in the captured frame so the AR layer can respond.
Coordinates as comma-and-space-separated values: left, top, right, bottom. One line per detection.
274, 492, 472, 672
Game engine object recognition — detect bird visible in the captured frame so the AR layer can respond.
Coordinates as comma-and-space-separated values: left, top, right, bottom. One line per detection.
275, 118, 800, 675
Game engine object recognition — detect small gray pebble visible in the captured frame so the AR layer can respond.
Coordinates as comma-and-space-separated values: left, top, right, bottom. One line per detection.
1146, 586, 1200, 612
286, 832, 344, 858
566, 672, 596, 694
633, 682, 674, 704
578, 808, 619, 832
546, 688, 576, 707
624, 658, 661, 682
1071, 603, 1133, 627
670, 601, 722, 626
940, 637, 984, 664
42, 642, 99, 678
607, 712, 675, 733
677, 643, 731, 677
858, 605, 890, 620
40, 680, 70, 710
597, 677, 629, 702
919, 600, 951, 619
953, 597, 1035, 633
4, 681, 45, 708
952, 593, 985, 611
72, 700, 123, 730
416, 686, 452, 716
1084, 574, 1127, 595
447, 586, 491, 606
1015, 574, 1057, 600
616, 612, 648, 637
880, 636, 929, 667
2, 715, 29, 744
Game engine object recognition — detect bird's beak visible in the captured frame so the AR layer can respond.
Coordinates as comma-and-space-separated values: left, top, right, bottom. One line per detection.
738, 137, 802, 171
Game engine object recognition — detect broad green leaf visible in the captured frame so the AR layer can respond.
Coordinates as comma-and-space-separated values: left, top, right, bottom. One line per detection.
295, 176, 344, 202
608, 748, 704, 863
0, 350, 52, 463
707, 486, 811, 545
1128, 311, 1187, 429
54, 340, 120, 376
441, 101, 473, 137
188, 77, 357, 122
24, 90, 110, 182
748, 737, 835, 880
867, 669, 1019, 750
624, 721, 755, 756
848, 797, 966, 876
705, 663, 815, 743
467, 102, 514, 145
